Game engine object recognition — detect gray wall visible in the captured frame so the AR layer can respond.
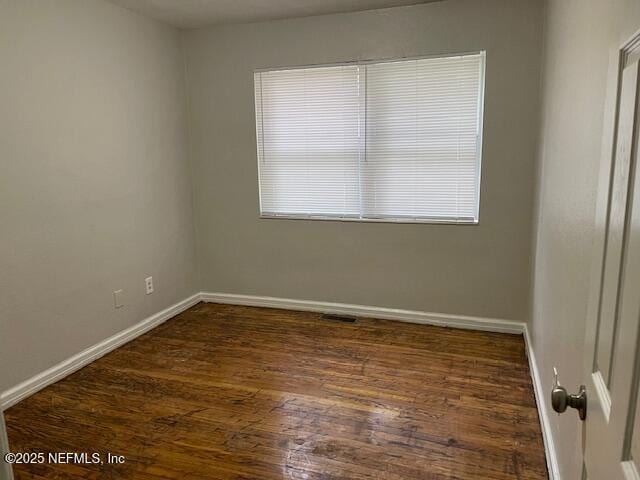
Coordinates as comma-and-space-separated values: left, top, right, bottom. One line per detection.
0, 0, 197, 392
530, 0, 640, 478
183, 0, 543, 321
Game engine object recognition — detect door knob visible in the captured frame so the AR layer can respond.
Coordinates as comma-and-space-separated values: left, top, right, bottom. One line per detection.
551, 368, 587, 420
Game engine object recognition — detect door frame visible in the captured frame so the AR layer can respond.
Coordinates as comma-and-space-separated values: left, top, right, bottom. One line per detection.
0, 412, 13, 480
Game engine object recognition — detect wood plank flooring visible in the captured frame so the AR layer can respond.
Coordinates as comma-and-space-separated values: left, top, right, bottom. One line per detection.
5, 302, 547, 479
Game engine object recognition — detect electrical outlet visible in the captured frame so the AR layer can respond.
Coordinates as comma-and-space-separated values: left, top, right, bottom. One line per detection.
145, 276, 154, 295
113, 289, 124, 308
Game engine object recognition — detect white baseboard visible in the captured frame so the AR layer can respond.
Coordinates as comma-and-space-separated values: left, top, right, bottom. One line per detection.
2, 291, 520, 412
201, 292, 561, 475
524, 324, 561, 480
0, 293, 201, 411
200, 292, 525, 334
2, 290, 554, 480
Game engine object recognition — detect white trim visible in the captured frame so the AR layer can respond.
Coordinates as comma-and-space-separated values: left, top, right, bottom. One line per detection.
255, 52, 485, 226
259, 213, 479, 225
524, 324, 561, 480
199, 292, 524, 334
592, 370, 612, 422
201, 293, 557, 474
254, 50, 485, 73
1, 290, 554, 480
622, 461, 640, 480
0, 412, 13, 480
0, 293, 201, 411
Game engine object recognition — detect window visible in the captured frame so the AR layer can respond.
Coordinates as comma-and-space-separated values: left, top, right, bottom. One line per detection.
254, 52, 485, 223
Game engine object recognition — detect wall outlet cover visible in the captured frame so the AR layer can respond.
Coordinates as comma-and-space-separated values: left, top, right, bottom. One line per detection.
145, 276, 154, 295
113, 289, 124, 308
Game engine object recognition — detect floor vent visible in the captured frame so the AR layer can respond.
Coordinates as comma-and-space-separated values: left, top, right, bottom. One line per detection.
321, 313, 357, 323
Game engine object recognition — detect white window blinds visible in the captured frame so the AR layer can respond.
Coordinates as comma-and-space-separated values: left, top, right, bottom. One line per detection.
254, 52, 485, 223
255, 65, 361, 217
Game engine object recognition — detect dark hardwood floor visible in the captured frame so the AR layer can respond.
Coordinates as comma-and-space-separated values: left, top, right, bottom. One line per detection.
6, 302, 547, 479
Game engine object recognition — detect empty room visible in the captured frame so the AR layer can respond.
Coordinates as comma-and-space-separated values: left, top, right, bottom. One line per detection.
1, 0, 639, 478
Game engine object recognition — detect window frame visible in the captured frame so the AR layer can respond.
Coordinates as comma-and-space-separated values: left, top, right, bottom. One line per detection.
254, 50, 486, 225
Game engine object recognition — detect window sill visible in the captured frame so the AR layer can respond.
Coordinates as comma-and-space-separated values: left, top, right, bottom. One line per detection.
259, 214, 479, 225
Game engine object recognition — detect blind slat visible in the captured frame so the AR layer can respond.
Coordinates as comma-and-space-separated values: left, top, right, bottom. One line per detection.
254, 53, 484, 222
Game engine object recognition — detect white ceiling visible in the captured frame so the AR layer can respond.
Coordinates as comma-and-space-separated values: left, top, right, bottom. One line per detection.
107, 0, 441, 29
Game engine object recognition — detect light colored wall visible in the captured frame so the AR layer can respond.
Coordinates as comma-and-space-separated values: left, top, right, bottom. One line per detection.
0, 0, 197, 393
182, 0, 543, 321
530, 0, 640, 478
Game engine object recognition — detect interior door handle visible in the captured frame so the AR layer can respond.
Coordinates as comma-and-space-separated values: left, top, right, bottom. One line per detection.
551, 368, 587, 420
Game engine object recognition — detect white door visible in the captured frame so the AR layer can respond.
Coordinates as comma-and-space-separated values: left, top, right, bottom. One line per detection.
582, 32, 640, 479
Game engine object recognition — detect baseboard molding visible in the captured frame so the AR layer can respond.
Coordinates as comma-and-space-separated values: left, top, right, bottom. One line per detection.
1, 290, 555, 479
2, 291, 521, 412
0, 293, 201, 411
200, 292, 525, 334
524, 324, 561, 480
201, 292, 562, 475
